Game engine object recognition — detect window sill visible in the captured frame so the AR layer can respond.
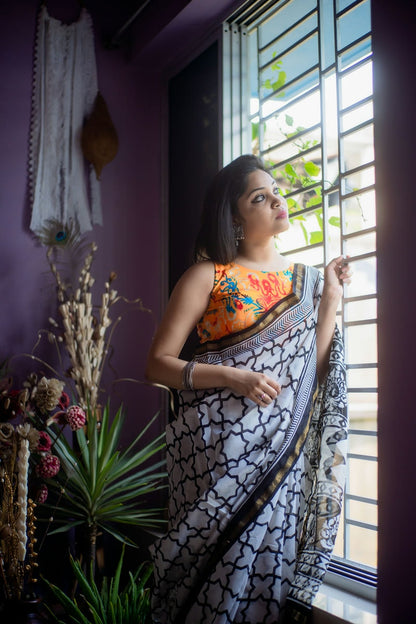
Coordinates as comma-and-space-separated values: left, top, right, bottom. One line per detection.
313, 581, 377, 624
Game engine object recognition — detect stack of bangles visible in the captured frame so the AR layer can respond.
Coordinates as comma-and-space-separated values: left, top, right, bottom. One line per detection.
182, 360, 196, 391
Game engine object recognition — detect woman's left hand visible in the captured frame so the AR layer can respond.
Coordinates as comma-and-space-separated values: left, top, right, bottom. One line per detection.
324, 255, 352, 296
316, 256, 352, 382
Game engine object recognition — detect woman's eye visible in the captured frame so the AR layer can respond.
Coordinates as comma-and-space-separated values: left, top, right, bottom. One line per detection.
273, 187, 281, 196
253, 194, 265, 203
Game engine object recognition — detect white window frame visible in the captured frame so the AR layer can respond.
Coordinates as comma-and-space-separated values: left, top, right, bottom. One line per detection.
222, 0, 377, 610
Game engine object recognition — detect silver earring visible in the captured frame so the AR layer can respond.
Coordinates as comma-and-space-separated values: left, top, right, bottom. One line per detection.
233, 223, 245, 247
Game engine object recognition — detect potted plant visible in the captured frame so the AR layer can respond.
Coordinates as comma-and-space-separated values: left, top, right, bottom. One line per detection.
43, 403, 166, 571
44, 546, 153, 624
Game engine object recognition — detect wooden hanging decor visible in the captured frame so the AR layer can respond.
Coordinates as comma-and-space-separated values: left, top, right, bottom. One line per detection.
81, 92, 119, 180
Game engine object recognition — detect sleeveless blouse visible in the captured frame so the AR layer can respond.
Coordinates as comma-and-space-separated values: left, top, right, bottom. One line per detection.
197, 263, 294, 343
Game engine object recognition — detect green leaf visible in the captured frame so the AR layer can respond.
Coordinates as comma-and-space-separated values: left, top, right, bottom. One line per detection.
42, 578, 91, 624
272, 70, 286, 92
75, 427, 89, 471
310, 230, 323, 244
251, 121, 259, 141
305, 194, 322, 208
304, 161, 321, 177
285, 114, 293, 126
47, 520, 84, 535
315, 209, 324, 230
110, 544, 125, 607
43, 548, 153, 623
300, 223, 309, 245
329, 216, 341, 227
285, 163, 297, 178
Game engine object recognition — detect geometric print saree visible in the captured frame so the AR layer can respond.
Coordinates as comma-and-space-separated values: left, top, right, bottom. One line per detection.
150, 264, 348, 623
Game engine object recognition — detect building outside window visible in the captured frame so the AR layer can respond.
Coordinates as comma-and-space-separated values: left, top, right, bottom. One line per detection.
223, 0, 377, 603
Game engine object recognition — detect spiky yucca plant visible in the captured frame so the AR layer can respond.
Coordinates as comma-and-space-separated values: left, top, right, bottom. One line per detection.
44, 545, 152, 624
43, 404, 166, 568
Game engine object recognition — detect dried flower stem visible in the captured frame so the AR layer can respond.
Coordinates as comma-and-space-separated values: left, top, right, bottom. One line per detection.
44, 242, 151, 413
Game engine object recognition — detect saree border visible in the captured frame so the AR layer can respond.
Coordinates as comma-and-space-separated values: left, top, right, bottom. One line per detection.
195, 263, 305, 355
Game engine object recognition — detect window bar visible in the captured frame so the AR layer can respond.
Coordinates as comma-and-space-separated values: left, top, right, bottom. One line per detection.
258, 6, 318, 57
345, 518, 377, 532
337, 43, 372, 76
331, 0, 352, 562
262, 129, 322, 161
259, 83, 321, 124
260, 65, 320, 106
222, 22, 232, 165
257, 22, 265, 158
340, 92, 373, 116
349, 428, 377, 436
340, 159, 375, 178
259, 23, 319, 75
231, 23, 243, 160
336, 0, 369, 19
317, 1, 331, 269
340, 119, 374, 141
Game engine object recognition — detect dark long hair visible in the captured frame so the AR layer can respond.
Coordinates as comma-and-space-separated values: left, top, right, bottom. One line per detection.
193, 154, 267, 265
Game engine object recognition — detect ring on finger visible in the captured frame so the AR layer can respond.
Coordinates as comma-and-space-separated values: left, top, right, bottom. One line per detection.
259, 393, 266, 402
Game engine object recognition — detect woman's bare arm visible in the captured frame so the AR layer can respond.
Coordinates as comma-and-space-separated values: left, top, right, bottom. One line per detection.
145, 261, 281, 404
316, 256, 351, 382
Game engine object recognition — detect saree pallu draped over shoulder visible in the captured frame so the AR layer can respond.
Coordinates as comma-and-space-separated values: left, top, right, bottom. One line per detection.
150, 264, 348, 624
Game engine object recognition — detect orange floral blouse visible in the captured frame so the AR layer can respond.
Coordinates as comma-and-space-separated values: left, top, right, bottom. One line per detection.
197, 262, 294, 343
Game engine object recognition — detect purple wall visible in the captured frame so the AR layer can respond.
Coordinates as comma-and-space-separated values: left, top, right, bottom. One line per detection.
373, 1, 416, 622
0, 0, 243, 442
2, 0, 415, 622
0, 0, 163, 440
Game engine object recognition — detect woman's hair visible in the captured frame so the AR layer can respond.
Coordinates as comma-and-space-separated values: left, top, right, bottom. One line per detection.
193, 154, 267, 265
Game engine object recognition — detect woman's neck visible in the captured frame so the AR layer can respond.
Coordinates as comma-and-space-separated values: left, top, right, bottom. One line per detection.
235, 240, 290, 272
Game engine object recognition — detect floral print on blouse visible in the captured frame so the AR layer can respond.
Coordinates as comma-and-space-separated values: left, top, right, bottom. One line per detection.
197, 262, 294, 343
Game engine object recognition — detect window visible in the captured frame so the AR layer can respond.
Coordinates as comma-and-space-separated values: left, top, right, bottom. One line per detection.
223, 0, 377, 595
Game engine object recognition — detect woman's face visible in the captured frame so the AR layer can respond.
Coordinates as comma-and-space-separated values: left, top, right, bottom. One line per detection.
236, 169, 289, 240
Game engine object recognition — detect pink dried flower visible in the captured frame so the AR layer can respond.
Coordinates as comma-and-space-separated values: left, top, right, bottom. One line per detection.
59, 392, 70, 409
37, 431, 52, 452
37, 483, 48, 504
36, 454, 60, 479
66, 405, 86, 431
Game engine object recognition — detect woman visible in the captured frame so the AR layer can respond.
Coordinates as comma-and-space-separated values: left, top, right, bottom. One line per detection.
146, 155, 350, 624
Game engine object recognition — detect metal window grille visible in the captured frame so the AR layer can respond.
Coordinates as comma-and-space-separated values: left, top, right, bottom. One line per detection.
223, 0, 377, 592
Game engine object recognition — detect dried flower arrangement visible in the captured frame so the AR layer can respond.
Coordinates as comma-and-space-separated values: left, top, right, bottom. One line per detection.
36, 241, 149, 414
0, 239, 165, 613
0, 374, 86, 602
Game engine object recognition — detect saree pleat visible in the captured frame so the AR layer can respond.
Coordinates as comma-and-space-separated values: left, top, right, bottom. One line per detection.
150, 264, 348, 624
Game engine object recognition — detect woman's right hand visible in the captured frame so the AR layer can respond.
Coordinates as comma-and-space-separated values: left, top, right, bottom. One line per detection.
224, 367, 281, 407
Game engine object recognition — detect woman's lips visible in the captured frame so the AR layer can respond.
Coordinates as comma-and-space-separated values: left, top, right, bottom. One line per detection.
276, 210, 288, 219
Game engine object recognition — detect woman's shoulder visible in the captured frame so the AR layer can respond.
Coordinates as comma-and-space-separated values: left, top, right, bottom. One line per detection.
176, 260, 216, 291
184, 259, 215, 277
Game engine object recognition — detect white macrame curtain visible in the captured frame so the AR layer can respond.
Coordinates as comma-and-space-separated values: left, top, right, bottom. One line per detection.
29, 5, 102, 236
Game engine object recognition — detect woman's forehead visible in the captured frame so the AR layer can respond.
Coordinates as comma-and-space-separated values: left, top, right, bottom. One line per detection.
245, 169, 276, 188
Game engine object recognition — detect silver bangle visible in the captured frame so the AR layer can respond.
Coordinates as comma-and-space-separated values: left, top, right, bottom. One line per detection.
182, 360, 196, 391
